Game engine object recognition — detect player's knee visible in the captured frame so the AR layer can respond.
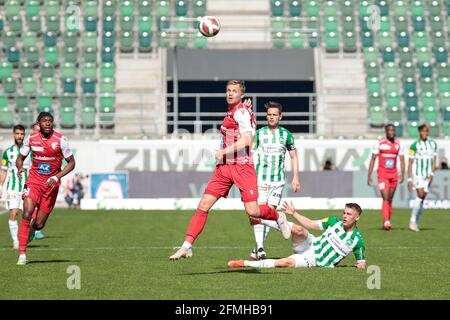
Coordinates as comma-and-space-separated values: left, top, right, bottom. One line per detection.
280, 259, 296, 268
247, 209, 259, 218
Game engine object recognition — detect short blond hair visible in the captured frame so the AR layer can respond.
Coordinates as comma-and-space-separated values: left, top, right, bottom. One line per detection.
226, 80, 246, 94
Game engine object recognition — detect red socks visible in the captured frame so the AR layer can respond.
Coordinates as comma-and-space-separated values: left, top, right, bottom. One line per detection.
18, 219, 31, 254
382, 200, 390, 223
185, 209, 208, 245
258, 204, 279, 220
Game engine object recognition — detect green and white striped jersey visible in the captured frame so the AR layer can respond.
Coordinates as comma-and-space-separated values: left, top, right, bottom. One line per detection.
409, 138, 437, 178
313, 216, 365, 268
254, 126, 296, 183
1, 145, 30, 193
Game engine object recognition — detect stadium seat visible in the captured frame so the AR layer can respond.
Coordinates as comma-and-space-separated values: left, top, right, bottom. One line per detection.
45, 0, 60, 17
419, 62, 433, 78
438, 77, 450, 94
367, 77, 382, 94
379, 16, 391, 33
82, 77, 96, 94
404, 78, 417, 94
80, 106, 96, 129
120, 0, 135, 17
121, 15, 134, 32
84, 47, 98, 63
434, 47, 448, 64
0, 105, 14, 128
343, 32, 357, 52
156, 1, 171, 17
60, 107, 76, 128
369, 106, 385, 127
406, 106, 420, 121
14, 94, 29, 111
290, 31, 303, 48
365, 62, 380, 78
382, 47, 395, 63
193, 32, 207, 49
377, 0, 389, 16
396, 32, 410, 48
139, 1, 152, 16
0, 61, 13, 80
422, 91, 436, 108
18, 62, 33, 78
6, 47, 20, 65
412, 16, 426, 32
416, 47, 431, 64
306, 0, 319, 17
175, 0, 189, 17
44, 32, 57, 47
193, 0, 207, 17
420, 77, 434, 93
407, 121, 420, 138
360, 31, 374, 47
428, 122, 440, 137
42, 77, 57, 95
342, 16, 355, 32
36, 94, 54, 113
102, 31, 115, 47
385, 77, 400, 95
63, 46, 78, 64
405, 92, 418, 108
138, 16, 153, 33
412, 0, 425, 16
176, 32, 189, 48
46, 15, 61, 34
413, 32, 428, 48
386, 92, 401, 108
443, 106, 450, 121
28, 15, 42, 33
383, 62, 398, 78
103, 16, 116, 32
325, 32, 339, 52
341, 1, 354, 17
62, 77, 77, 93
44, 47, 59, 66
120, 31, 134, 52
103, 0, 116, 16
364, 47, 378, 64
18, 107, 35, 127
289, 0, 301, 17
368, 92, 382, 107
3, 77, 17, 94
387, 105, 402, 122
432, 32, 446, 48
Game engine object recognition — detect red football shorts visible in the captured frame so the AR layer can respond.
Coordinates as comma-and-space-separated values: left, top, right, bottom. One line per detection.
377, 174, 398, 191
23, 181, 60, 214
204, 163, 258, 203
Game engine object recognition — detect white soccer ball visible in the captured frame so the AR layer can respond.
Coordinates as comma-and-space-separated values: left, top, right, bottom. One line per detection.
198, 16, 221, 37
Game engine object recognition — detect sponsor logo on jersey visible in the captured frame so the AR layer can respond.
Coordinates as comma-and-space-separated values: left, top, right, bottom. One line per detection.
37, 163, 51, 175
379, 144, 391, 150
34, 156, 56, 161
52, 142, 58, 150
31, 146, 44, 152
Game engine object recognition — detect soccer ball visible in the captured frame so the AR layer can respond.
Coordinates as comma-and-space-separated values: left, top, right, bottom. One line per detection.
198, 16, 221, 37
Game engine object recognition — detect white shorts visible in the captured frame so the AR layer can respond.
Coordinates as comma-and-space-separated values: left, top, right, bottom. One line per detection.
413, 176, 430, 193
257, 181, 285, 207
288, 233, 317, 268
6, 191, 23, 210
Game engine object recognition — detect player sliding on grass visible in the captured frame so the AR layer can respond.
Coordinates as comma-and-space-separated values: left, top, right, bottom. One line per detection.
170, 80, 291, 260
367, 124, 405, 231
15, 112, 76, 265
408, 124, 437, 232
250, 101, 300, 260
228, 202, 366, 269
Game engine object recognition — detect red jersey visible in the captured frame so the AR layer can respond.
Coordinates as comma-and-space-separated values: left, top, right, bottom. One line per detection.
372, 138, 402, 177
219, 102, 256, 165
20, 131, 73, 184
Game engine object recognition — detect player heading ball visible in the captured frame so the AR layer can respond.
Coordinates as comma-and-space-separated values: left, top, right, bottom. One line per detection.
169, 80, 291, 260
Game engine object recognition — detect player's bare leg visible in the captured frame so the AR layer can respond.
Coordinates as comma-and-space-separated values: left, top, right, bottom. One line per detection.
410, 188, 426, 232
17, 197, 38, 265
170, 194, 218, 260
386, 187, 397, 229
245, 201, 290, 240
228, 256, 296, 269
380, 189, 392, 230
8, 209, 19, 249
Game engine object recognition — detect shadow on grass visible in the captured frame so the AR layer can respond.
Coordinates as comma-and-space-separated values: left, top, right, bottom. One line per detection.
368, 227, 436, 232
27, 244, 50, 248
28, 259, 82, 264
179, 268, 292, 276
38, 235, 64, 239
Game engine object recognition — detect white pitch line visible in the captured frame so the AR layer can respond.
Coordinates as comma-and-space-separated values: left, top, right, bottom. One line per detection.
1, 245, 450, 252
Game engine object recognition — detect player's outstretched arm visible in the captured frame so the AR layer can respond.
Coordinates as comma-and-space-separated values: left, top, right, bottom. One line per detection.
281, 201, 322, 230
367, 154, 377, 186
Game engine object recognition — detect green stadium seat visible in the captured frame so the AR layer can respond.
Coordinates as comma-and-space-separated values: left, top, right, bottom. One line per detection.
0, 61, 13, 80
366, 62, 380, 78
369, 92, 382, 107
341, 1, 354, 17
84, 47, 98, 63
193, 0, 207, 17
434, 47, 448, 64
84, 16, 99, 32
342, 16, 355, 32
101, 62, 115, 78
432, 31, 446, 48
175, 1, 189, 17
62, 77, 76, 93
406, 106, 420, 121
360, 16, 371, 33
394, 15, 408, 33
102, 47, 115, 62
422, 91, 436, 108
369, 106, 385, 127
393, 0, 407, 16
2, 77, 17, 94
324, 1, 337, 16
306, 0, 319, 17
428, 122, 440, 137
46, 15, 60, 33
290, 31, 303, 48
18, 107, 35, 127
5, 1, 21, 19
416, 47, 431, 64
273, 31, 285, 49
0, 105, 14, 128
157, 31, 170, 48
419, 62, 433, 78
22, 31, 37, 48
82, 62, 97, 79
367, 77, 382, 94
63, 31, 78, 47
413, 32, 428, 48
36, 94, 54, 113
44, 32, 57, 47
324, 16, 338, 32
385, 77, 400, 94
358, 0, 371, 17
82, 77, 96, 93
399, 47, 413, 64
6, 47, 20, 65
3, 31, 17, 48
42, 77, 57, 95
175, 17, 189, 31
45, 0, 60, 17
402, 62, 415, 78
377, 1, 389, 16
24, 46, 39, 66
438, 77, 450, 94
22, 77, 37, 96
387, 106, 402, 122
384, 62, 398, 78
139, 31, 153, 51
407, 121, 420, 138
394, 122, 404, 137
39, 62, 55, 78
120, 31, 134, 52
82, 32, 98, 49
157, 16, 170, 31
44, 47, 59, 66
103, 16, 116, 32
364, 47, 378, 64
396, 32, 410, 48
387, 92, 401, 108
441, 92, 450, 108
120, 15, 134, 32
437, 63, 449, 78
429, 0, 441, 16
325, 32, 339, 52
63, 46, 78, 64
378, 32, 392, 50
156, 1, 171, 17
405, 92, 418, 107
138, 16, 153, 33
411, 1, 425, 17
423, 106, 439, 122
343, 32, 357, 52
443, 106, 450, 121
28, 15, 42, 33
139, 1, 152, 16
60, 93, 75, 108
80, 106, 96, 129
103, 0, 116, 16
120, 0, 135, 16
378, 16, 390, 33
14, 94, 29, 111
60, 107, 76, 128
193, 32, 207, 49
19, 62, 33, 78
361, 31, 374, 47
84, 0, 98, 16
100, 77, 115, 93
412, 16, 425, 32
404, 78, 417, 93
102, 31, 115, 47
176, 32, 189, 48
420, 77, 434, 93
382, 47, 395, 63
9, 15, 23, 34
289, 0, 301, 17
82, 94, 96, 108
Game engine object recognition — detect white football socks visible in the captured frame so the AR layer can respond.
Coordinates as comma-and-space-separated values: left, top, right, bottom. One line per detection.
182, 241, 192, 250
244, 259, 276, 268
253, 224, 265, 249
8, 220, 18, 243
260, 219, 294, 232
410, 197, 424, 224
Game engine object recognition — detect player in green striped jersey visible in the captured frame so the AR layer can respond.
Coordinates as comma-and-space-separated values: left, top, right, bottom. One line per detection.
229, 202, 366, 269
0, 125, 29, 249
407, 124, 437, 232
250, 102, 300, 260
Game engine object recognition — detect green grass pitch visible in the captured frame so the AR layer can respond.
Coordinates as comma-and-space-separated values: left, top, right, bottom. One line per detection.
1, 208, 449, 300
